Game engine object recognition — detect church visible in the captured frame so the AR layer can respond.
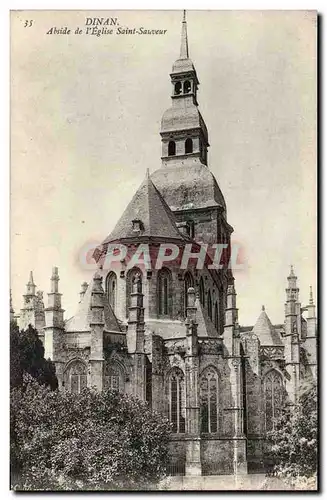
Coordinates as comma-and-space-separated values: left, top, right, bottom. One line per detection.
14, 13, 317, 476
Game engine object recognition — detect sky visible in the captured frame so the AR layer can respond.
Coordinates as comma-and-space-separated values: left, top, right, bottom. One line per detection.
10, 10, 317, 326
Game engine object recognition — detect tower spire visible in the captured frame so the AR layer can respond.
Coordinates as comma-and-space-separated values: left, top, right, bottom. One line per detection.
28, 271, 34, 284
180, 10, 189, 59
25, 271, 36, 296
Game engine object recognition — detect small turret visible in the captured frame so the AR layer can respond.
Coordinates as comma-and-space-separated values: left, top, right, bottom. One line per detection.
185, 287, 198, 356
127, 273, 145, 353
43, 267, 65, 388
223, 281, 239, 355
44, 267, 65, 358
19, 271, 38, 331
26, 271, 36, 296
127, 273, 146, 400
303, 286, 317, 380
284, 266, 301, 403
89, 272, 105, 392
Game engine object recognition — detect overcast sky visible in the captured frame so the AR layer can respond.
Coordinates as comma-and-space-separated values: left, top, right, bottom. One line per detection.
11, 10, 316, 325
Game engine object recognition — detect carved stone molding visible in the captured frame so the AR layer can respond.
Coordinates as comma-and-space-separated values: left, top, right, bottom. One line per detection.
260, 346, 284, 360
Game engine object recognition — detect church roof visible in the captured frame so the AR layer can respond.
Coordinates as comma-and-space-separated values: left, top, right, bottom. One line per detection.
161, 105, 207, 135
65, 278, 121, 333
150, 163, 227, 213
101, 172, 187, 244
252, 306, 283, 346
195, 297, 219, 338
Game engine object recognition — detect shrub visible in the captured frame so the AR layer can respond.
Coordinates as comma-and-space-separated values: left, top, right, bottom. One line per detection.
266, 381, 317, 485
10, 322, 58, 390
11, 376, 171, 491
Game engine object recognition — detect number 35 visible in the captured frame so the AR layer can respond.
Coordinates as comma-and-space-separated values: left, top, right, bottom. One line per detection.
24, 20, 33, 28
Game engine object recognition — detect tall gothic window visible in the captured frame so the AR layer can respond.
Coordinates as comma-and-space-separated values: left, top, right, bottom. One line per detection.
214, 301, 219, 331
126, 267, 142, 316
103, 362, 124, 392
184, 271, 194, 315
200, 367, 219, 433
168, 141, 176, 156
199, 277, 205, 307
207, 290, 212, 320
157, 268, 171, 317
106, 272, 117, 312
168, 369, 185, 433
185, 138, 193, 154
263, 370, 284, 432
64, 360, 87, 394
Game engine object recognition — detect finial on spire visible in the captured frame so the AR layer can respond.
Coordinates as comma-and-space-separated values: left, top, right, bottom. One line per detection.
51, 266, 59, 279
309, 286, 314, 305
28, 271, 34, 284
262, 305, 265, 311
146, 167, 150, 179
288, 265, 297, 280
50, 267, 60, 293
180, 10, 189, 59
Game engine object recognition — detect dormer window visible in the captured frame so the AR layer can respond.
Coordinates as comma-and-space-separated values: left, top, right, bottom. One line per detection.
183, 80, 191, 94
132, 219, 143, 232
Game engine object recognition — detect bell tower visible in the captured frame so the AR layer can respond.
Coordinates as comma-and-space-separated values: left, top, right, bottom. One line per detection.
151, 10, 232, 248
160, 11, 209, 168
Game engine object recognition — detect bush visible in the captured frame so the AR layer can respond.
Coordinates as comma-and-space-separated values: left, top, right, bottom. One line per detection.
11, 376, 171, 491
266, 381, 317, 483
10, 322, 58, 390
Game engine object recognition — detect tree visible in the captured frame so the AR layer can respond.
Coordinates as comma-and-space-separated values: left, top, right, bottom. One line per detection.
266, 381, 317, 483
11, 376, 171, 491
10, 322, 58, 390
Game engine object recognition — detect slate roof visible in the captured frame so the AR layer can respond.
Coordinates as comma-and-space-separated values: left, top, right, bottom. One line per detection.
102, 172, 187, 244
150, 163, 227, 213
195, 297, 219, 338
252, 306, 283, 346
65, 278, 121, 333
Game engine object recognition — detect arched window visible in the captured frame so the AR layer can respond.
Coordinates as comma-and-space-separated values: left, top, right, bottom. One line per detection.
106, 272, 117, 312
157, 268, 171, 317
167, 368, 185, 433
263, 370, 284, 432
185, 138, 193, 154
168, 141, 176, 156
214, 301, 219, 331
199, 277, 205, 307
64, 360, 87, 394
183, 80, 191, 94
126, 267, 142, 316
207, 291, 212, 320
174, 82, 182, 95
200, 366, 219, 433
184, 272, 194, 315
103, 362, 124, 392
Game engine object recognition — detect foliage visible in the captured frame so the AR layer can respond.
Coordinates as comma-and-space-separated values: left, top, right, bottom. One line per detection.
10, 322, 58, 390
11, 376, 171, 491
266, 380, 317, 483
